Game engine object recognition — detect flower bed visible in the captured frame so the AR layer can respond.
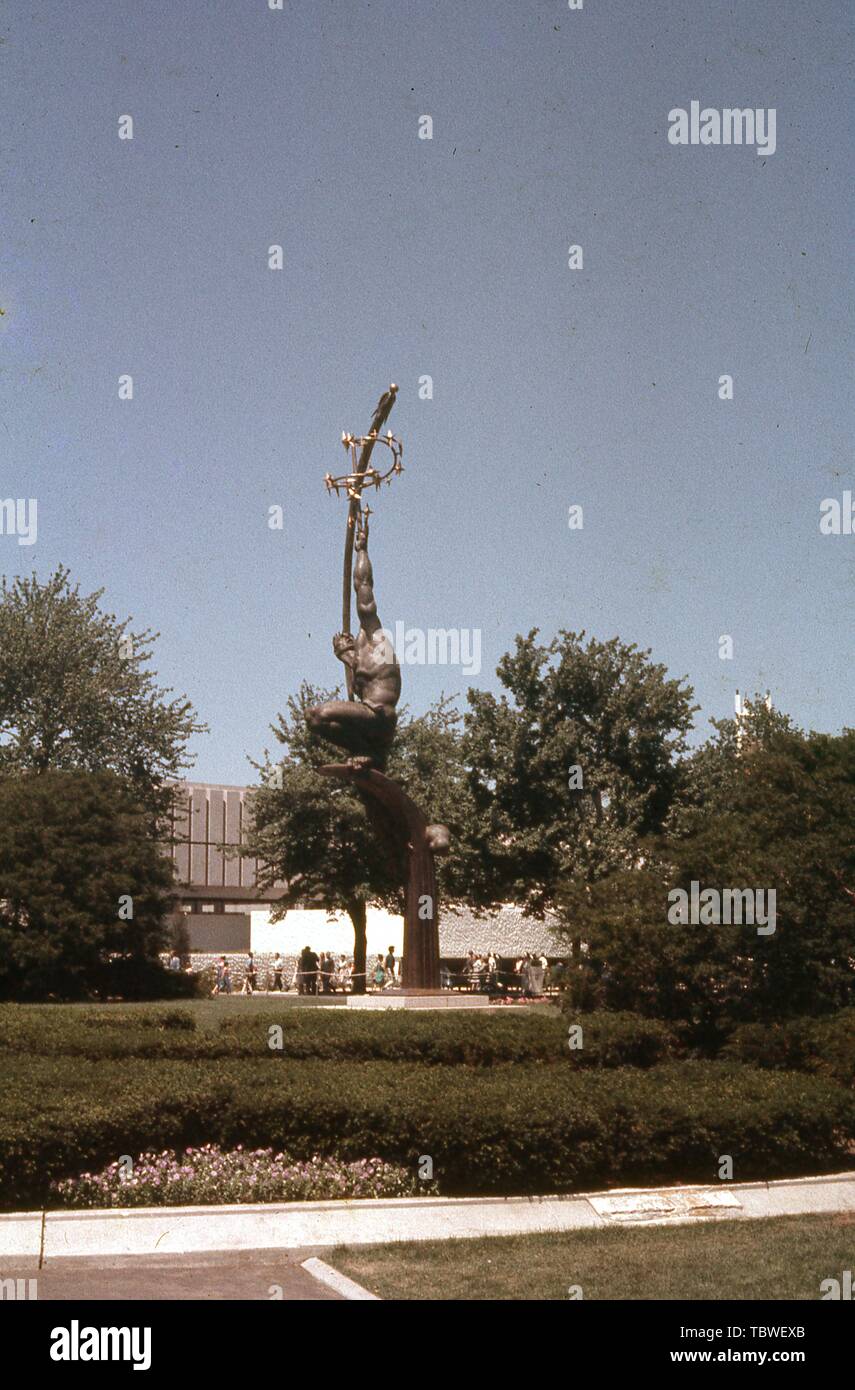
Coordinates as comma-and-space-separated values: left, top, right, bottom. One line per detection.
50, 1144, 427, 1208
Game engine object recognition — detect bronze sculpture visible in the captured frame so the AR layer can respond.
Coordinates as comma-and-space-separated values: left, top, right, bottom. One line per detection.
304, 519, 400, 769
306, 385, 447, 990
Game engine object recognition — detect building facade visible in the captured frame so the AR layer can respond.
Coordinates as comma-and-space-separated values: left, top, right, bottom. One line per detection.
169, 782, 561, 968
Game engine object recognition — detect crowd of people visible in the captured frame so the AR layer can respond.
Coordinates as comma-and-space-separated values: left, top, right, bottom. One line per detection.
207, 947, 551, 996
442, 950, 551, 996
209, 947, 401, 996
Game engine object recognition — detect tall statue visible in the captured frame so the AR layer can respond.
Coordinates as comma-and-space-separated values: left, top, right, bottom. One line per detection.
305, 518, 400, 770
305, 385, 447, 991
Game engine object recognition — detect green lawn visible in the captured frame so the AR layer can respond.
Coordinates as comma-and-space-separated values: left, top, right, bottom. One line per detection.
332, 1213, 855, 1300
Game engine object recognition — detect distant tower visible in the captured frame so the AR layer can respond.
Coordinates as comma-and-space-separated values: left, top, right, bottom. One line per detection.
735, 689, 745, 754
735, 689, 774, 756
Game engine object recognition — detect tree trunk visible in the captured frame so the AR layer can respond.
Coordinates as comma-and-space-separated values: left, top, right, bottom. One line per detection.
348, 898, 367, 995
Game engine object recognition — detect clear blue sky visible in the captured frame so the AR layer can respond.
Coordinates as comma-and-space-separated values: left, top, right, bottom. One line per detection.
3, 0, 852, 783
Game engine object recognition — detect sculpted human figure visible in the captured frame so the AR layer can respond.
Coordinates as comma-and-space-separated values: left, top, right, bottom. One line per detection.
305, 517, 401, 768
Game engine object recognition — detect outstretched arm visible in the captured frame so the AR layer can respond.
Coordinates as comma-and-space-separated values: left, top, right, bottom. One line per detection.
353, 523, 381, 635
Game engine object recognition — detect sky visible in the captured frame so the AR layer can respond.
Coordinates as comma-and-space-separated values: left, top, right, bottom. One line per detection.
3, 0, 853, 784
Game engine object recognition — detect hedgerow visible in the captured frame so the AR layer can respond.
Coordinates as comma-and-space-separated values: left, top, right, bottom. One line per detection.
0, 1005, 675, 1067
1, 1055, 851, 1208
722, 1009, 855, 1087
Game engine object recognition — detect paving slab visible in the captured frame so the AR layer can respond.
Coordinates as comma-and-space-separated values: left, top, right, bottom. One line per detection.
0, 1211, 42, 1262
346, 992, 493, 1009
589, 1188, 743, 1223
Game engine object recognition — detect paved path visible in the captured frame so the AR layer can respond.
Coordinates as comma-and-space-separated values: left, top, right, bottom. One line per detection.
3, 1171, 854, 1265
0, 1249, 342, 1300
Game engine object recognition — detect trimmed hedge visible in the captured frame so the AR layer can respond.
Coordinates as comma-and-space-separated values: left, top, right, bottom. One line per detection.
722, 1010, 855, 1088
0, 1004, 675, 1068
1, 1054, 851, 1208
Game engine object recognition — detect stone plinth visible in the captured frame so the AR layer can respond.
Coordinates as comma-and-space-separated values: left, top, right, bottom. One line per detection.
346, 991, 494, 1010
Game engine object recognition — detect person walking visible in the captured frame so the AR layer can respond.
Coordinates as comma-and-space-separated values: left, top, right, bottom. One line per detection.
212, 956, 226, 996
241, 952, 256, 996
383, 945, 397, 986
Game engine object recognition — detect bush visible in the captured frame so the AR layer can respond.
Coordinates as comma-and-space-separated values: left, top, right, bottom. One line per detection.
561, 1010, 676, 1067
1, 1054, 851, 1208
0, 770, 176, 1001
0, 1003, 675, 1067
90, 958, 200, 1002
722, 1009, 855, 1087
0, 1005, 204, 1059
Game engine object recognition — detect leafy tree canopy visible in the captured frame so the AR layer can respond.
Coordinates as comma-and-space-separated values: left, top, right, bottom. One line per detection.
0, 770, 177, 1000
463, 629, 697, 912
0, 567, 203, 811
558, 713, 855, 1036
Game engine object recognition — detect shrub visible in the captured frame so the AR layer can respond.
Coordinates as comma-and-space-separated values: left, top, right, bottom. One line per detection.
0, 1005, 205, 1060
1, 1054, 851, 1208
0, 1003, 675, 1067
723, 1009, 855, 1087
561, 1010, 676, 1067
91, 957, 200, 1002
0, 770, 176, 1001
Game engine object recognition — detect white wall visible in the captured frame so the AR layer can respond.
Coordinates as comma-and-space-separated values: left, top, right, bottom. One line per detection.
250, 906, 403, 960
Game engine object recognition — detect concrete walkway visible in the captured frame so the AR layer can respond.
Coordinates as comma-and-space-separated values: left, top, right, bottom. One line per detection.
3, 1171, 854, 1264
0, 1248, 344, 1300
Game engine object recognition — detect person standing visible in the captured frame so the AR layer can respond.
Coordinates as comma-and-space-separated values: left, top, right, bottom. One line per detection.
384, 945, 397, 986
304, 946, 319, 995
320, 952, 334, 994
271, 953, 283, 992
515, 955, 527, 996
464, 949, 477, 991
528, 952, 545, 997
486, 951, 498, 992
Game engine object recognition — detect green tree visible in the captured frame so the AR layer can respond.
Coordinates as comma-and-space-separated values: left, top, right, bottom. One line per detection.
559, 714, 855, 1041
463, 629, 696, 914
0, 770, 177, 1000
0, 567, 203, 811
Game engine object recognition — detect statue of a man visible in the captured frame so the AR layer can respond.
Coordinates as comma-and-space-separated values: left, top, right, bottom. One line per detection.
305, 517, 401, 768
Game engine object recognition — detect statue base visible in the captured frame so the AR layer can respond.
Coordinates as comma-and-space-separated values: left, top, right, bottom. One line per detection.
346, 990, 493, 1011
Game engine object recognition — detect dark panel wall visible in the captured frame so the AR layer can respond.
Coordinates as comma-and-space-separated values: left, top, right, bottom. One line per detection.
185, 913, 252, 952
